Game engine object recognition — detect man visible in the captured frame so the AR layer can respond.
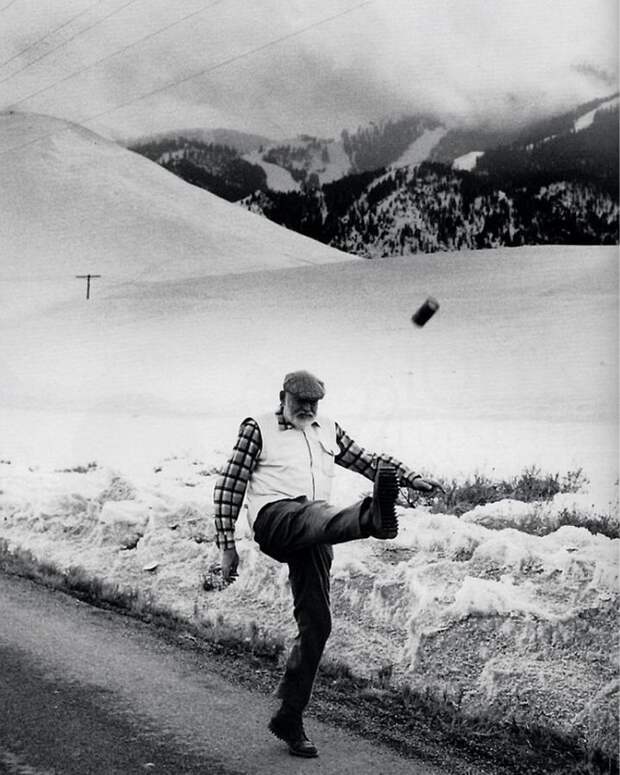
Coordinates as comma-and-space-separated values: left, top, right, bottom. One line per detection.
213, 370, 441, 758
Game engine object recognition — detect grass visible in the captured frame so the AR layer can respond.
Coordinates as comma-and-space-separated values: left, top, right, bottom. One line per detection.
55, 461, 98, 474
0, 538, 617, 775
400, 467, 619, 539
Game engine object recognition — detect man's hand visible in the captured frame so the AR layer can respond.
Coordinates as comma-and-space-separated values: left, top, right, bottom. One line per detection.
221, 546, 239, 583
410, 477, 445, 493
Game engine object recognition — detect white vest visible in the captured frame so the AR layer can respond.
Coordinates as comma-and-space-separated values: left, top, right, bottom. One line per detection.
246, 412, 338, 526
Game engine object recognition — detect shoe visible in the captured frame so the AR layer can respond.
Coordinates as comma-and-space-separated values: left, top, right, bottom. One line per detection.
368, 462, 399, 539
268, 712, 319, 758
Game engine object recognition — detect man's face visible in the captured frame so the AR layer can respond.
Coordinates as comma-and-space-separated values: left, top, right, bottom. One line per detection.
282, 392, 319, 429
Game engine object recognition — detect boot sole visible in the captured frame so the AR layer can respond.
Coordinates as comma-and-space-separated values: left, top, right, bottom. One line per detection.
373, 464, 399, 538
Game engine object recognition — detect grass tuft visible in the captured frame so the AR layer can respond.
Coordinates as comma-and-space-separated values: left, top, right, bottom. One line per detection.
55, 461, 98, 474
400, 467, 619, 538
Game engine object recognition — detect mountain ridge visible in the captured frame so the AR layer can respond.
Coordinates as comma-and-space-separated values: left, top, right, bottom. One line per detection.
127, 92, 619, 195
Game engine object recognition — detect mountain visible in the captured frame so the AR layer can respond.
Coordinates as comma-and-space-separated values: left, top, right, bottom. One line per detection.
122, 95, 618, 255
431, 93, 620, 169
128, 115, 444, 197
242, 162, 618, 258
475, 94, 619, 190
127, 92, 618, 196
238, 94, 618, 256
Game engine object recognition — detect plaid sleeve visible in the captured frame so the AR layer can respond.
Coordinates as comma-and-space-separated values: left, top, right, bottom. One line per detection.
213, 418, 262, 549
334, 422, 421, 488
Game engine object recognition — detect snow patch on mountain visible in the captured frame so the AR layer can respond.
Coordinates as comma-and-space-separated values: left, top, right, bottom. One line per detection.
244, 137, 352, 189
392, 127, 449, 168
453, 150, 485, 171
242, 149, 300, 192
574, 95, 620, 133
311, 139, 351, 184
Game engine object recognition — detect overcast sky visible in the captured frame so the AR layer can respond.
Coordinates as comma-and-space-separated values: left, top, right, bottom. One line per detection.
0, 0, 617, 141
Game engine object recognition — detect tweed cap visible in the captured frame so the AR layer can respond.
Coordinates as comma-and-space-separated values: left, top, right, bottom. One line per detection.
282, 370, 326, 400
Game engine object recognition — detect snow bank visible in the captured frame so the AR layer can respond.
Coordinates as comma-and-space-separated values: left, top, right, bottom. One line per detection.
1, 458, 617, 752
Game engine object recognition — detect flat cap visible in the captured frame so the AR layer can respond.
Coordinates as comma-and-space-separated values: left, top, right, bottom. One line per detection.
282, 370, 326, 400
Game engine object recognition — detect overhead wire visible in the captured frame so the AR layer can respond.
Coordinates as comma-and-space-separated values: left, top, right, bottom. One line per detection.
0, 0, 375, 158
4, 0, 229, 111
0, 0, 105, 73
0, 0, 143, 88
0, 0, 20, 11
81, 0, 375, 124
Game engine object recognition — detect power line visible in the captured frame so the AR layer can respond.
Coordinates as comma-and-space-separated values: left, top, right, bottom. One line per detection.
82, 0, 376, 124
0, 0, 142, 89
0, 0, 105, 73
0, 0, 375, 158
4, 0, 229, 111
0, 0, 20, 11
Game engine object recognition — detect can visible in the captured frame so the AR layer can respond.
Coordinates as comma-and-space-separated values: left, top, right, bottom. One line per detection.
412, 296, 439, 327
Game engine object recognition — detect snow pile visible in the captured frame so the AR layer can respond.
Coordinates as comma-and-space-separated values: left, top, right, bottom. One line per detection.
0, 458, 617, 752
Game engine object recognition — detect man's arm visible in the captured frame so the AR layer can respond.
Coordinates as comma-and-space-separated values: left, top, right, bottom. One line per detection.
213, 418, 262, 552
334, 423, 442, 491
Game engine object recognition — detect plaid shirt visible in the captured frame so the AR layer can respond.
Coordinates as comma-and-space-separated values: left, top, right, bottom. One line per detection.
213, 409, 422, 549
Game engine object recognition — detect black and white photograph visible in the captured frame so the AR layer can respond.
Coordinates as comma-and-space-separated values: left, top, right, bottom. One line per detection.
0, 1, 618, 773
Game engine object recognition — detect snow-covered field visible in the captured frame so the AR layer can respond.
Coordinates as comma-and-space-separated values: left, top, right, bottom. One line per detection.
0, 112, 618, 755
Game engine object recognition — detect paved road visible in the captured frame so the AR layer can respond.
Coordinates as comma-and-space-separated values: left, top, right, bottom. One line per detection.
0, 574, 445, 775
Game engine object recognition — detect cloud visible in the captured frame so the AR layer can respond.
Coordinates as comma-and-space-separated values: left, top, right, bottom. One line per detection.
572, 63, 619, 88
2, 0, 618, 139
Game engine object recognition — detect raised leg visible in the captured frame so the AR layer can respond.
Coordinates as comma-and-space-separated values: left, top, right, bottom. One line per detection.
253, 496, 368, 561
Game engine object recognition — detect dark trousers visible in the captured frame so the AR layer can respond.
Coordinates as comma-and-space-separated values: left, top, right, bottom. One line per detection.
253, 496, 371, 715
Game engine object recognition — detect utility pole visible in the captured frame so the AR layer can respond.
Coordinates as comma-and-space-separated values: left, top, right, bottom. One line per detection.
75, 274, 101, 300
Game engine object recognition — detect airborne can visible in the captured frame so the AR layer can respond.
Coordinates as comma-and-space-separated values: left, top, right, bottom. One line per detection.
412, 296, 439, 327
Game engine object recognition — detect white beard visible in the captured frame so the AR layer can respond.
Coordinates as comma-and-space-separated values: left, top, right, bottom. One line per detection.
283, 409, 315, 430
293, 415, 315, 430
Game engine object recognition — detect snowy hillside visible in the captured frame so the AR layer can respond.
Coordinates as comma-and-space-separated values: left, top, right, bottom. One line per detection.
574, 94, 620, 133
0, 111, 355, 319
242, 149, 301, 192
243, 135, 353, 188
1, 111, 616, 479
452, 150, 485, 171
392, 127, 449, 168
